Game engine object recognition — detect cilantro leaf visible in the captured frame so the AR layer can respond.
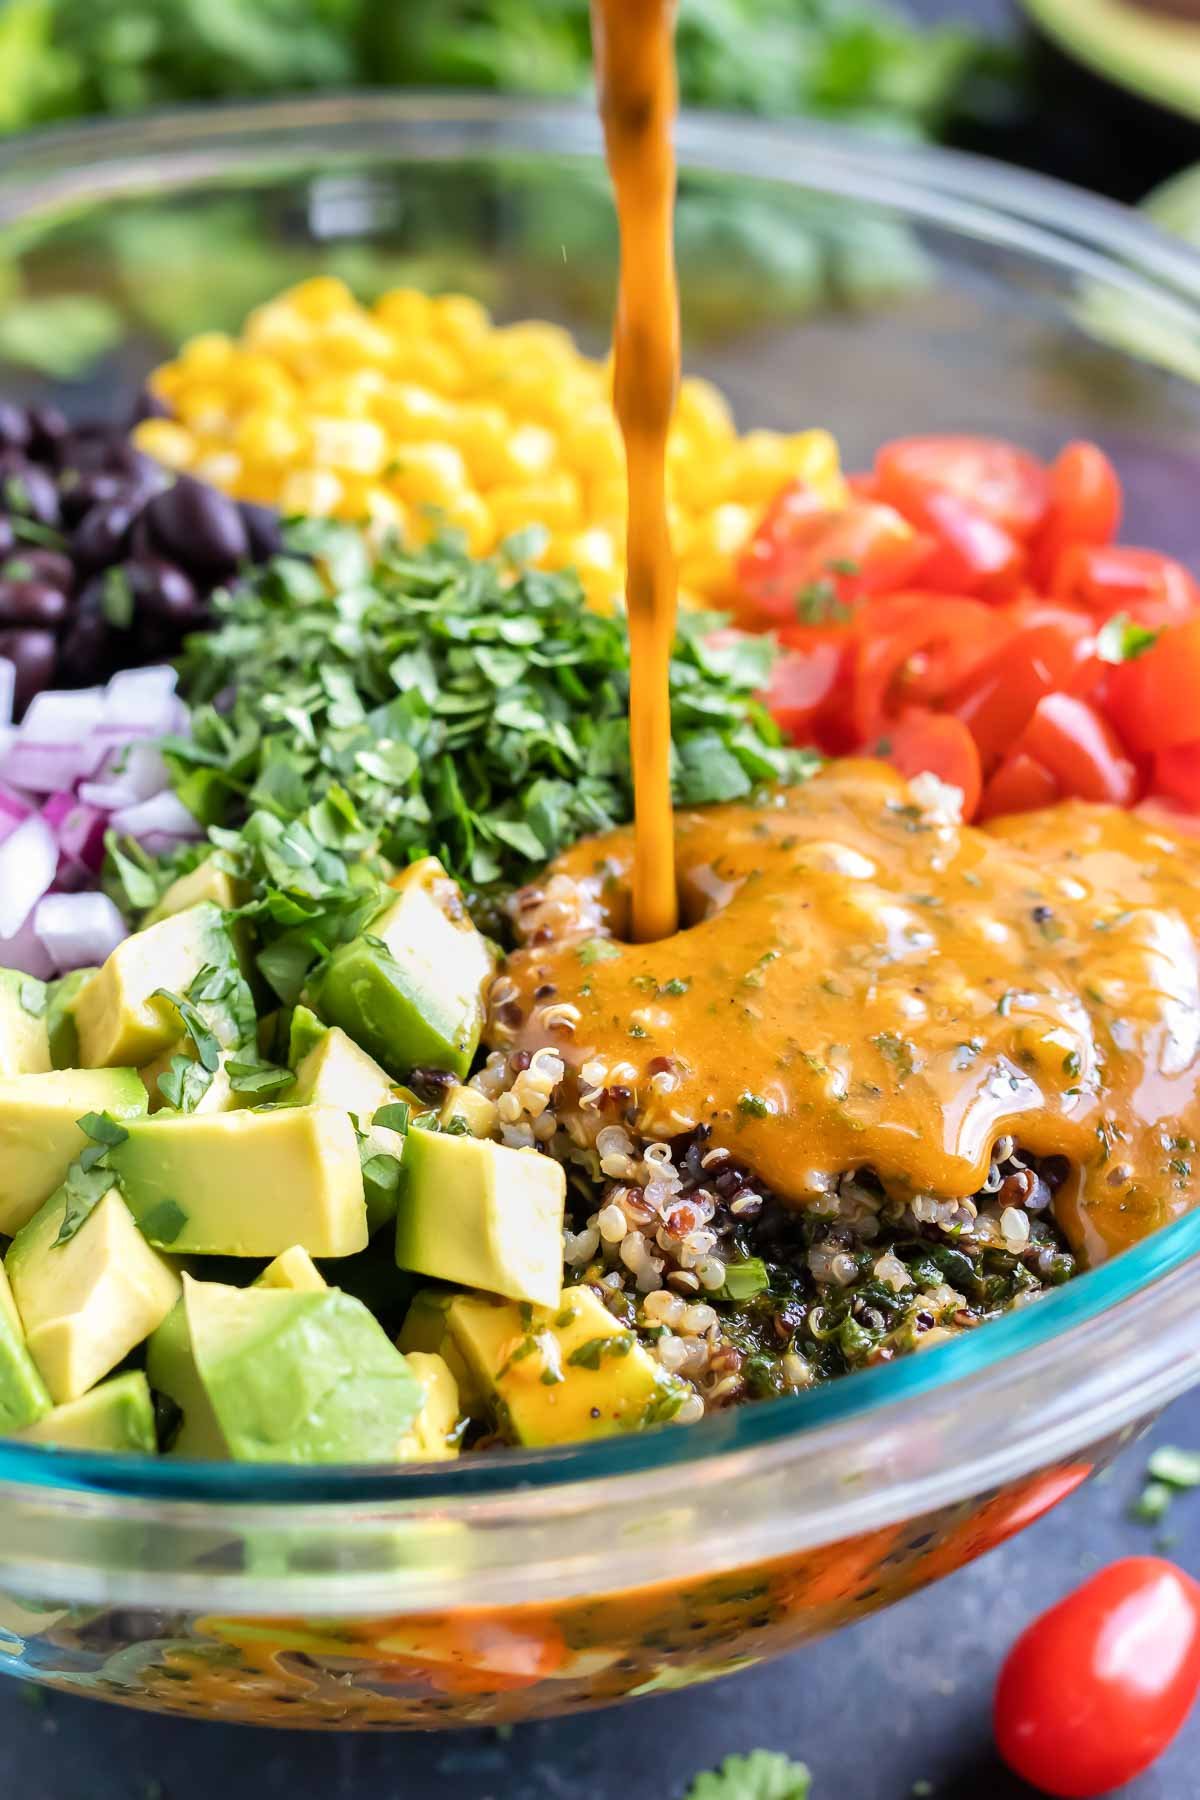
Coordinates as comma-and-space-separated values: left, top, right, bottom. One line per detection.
373, 1102, 413, 1134
152, 988, 221, 1073
1097, 612, 1159, 664
53, 1113, 130, 1246
157, 1052, 214, 1114
685, 1750, 812, 1800
225, 1059, 296, 1098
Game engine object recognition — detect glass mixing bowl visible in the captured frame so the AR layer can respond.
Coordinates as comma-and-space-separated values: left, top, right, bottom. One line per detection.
0, 95, 1199, 1729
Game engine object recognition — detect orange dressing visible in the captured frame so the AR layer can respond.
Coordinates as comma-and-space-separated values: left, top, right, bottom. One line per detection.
494, 763, 1200, 1263
592, 0, 681, 942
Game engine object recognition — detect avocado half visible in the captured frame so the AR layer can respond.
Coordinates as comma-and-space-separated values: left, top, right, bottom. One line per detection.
1021, 0, 1200, 124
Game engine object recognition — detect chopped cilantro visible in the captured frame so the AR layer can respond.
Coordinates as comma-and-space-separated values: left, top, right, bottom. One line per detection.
578, 937, 622, 965
719, 1257, 770, 1301
373, 1101, 413, 1135
738, 1091, 771, 1118
685, 1749, 812, 1800
1097, 612, 1159, 665
53, 1113, 129, 1245
137, 1199, 189, 1244
226, 1059, 296, 1097
566, 1334, 634, 1370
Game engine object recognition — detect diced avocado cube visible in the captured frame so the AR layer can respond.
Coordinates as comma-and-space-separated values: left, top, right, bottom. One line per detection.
71, 902, 236, 1069
145, 857, 244, 926
19, 1370, 156, 1453
439, 1082, 498, 1138
395, 1129, 564, 1309
45, 968, 98, 1069
307, 857, 494, 1080
7, 1186, 181, 1403
256, 1246, 327, 1293
398, 1352, 461, 1461
0, 1067, 148, 1235
397, 1288, 481, 1411
444, 1287, 689, 1447
146, 1297, 226, 1458
286, 1004, 327, 1070
291, 1022, 409, 1234
0, 971, 51, 1077
109, 1105, 368, 1258
157, 1274, 424, 1463
0, 1261, 51, 1432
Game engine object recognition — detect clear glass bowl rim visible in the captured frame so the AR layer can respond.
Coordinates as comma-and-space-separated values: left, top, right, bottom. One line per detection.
0, 92, 1196, 1527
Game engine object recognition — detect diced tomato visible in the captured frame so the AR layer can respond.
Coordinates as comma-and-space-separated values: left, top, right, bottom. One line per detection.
881, 473, 1026, 601
978, 752, 1060, 821
1154, 741, 1200, 810
764, 633, 853, 752
883, 709, 982, 819
1030, 440, 1122, 584
851, 593, 1010, 741
1050, 544, 1200, 629
846, 471, 880, 500
875, 435, 1051, 539
950, 613, 1099, 771
1105, 616, 1200, 754
1017, 693, 1139, 806
734, 483, 932, 628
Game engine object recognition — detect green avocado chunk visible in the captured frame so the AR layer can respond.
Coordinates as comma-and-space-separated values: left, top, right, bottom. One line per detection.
45, 968, 98, 1070
71, 901, 240, 1070
144, 857, 244, 926
146, 1296, 226, 1458
441, 1287, 689, 1447
109, 1104, 369, 1257
19, 1370, 156, 1453
0, 1262, 51, 1433
152, 1274, 424, 1463
0, 971, 51, 1077
290, 1019, 410, 1235
7, 1185, 181, 1404
395, 1127, 565, 1309
306, 857, 494, 1080
0, 1066, 148, 1235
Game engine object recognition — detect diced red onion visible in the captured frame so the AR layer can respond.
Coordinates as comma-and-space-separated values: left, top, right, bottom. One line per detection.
0, 812, 58, 939
20, 687, 106, 745
0, 782, 32, 848
108, 789, 198, 848
79, 741, 170, 811
33, 892, 127, 971
0, 912, 55, 980
42, 791, 108, 873
102, 667, 186, 739
0, 739, 89, 794
0, 660, 14, 730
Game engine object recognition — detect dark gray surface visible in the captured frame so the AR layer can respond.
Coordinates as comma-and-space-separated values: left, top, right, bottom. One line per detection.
5, 1391, 1199, 1798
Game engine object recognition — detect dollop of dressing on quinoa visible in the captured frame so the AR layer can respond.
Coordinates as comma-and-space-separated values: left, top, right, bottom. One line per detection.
490, 761, 1200, 1264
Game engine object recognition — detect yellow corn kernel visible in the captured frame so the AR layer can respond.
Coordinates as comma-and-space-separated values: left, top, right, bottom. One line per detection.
362, 488, 410, 552
390, 336, 464, 395
387, 442, 471, 509
235, 468, 284, 508
680, 501, 757, 562
225, 353, 297, 408
439, 490, 495, 557
550, 525, 621, 610
173, 385, 235, 438
304, 370, 389, 419
587, 476, 629, 528
490, 321, 579, 364
233, 409, 311, 469
560, 405, 623, 482
316, 312, 399, 372
178, 331, 235, 376
309, 416, 390, 478
444, 403, 510, 486
782, 428, 846, 508
147, 361, 189, 402
242, 302, 318, 361
676, 375, 736, 447
487, 471, 582, 539
132, 419, 197, 473
373, 383, 455, 441
279, 468, 344, 517
431, 293, 491, 349
373, 287, 436, 336
282, 276, 359, 322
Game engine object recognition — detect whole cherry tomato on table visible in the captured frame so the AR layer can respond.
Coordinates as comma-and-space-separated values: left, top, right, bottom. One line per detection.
994, 1557, 1200, 1797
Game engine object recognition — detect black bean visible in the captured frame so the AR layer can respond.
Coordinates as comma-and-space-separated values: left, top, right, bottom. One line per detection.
72, 501, 137, 569
58, 470, 127, 522
5, 548, 74, 591
127, 558, 201, 629
0, 628, 56, 714
238, 501, 283, 560
55, 583, 111, 685
144, 475, 249, 575
27, 405, 68, 454
5, 465, 60, 528
0, 404, 30, 451
0, 581, 68, 628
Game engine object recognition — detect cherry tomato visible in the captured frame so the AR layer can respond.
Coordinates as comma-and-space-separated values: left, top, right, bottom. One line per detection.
1017, 692, 1139, 806
1105, 616, 1200, 754
735, 484, 931, 628
950, 613, 1099, 771
977, 751, 1060, 821
994, 1557, 1200, 1797
875, 435, 1051, 539
764, 634, 852, 752
1031, 440, 1122, 584
1154, 741, 1200, 810
851, 593, 1010, 740
1050, 544, 1200, 629
882, 709, 982, 819
880, 471, 1026, 601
